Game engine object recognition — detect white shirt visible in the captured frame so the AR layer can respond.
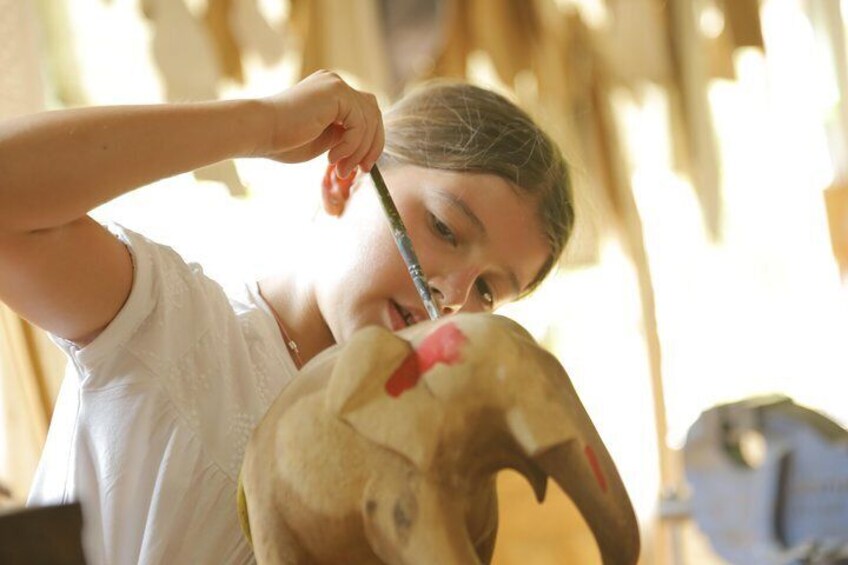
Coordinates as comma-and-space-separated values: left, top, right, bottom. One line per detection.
27, 225, 297, 565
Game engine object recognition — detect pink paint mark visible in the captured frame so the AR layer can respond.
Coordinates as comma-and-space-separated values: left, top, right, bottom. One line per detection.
584, 445, 608, 493
415, 322, 468, 373
385, 323, 468, 398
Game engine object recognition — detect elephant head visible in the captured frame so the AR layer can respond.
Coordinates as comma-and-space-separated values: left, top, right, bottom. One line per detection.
239, 313, 639, 565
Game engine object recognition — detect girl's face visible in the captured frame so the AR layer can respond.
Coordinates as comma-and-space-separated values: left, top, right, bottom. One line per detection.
312, 165, 550, 343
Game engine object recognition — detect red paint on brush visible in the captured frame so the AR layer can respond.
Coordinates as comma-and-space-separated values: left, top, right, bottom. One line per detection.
385, 323, 468, 398
584, 445, 608, 493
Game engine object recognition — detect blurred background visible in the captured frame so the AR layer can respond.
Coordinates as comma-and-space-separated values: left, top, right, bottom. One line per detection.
1, 0, 848, 563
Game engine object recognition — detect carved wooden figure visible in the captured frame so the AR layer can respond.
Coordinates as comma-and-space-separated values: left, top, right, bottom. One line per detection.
238, 313, 639, 564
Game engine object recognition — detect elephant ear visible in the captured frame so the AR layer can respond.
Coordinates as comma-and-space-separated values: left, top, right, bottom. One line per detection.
325, 325, 446, 471
503, 351, 583, 458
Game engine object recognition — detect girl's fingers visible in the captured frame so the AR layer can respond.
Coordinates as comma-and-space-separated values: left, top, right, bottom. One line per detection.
328, 94, 382, 177
362, 109, 385, 172
348, 136, 375, 174
327, 107, 364, 175
344, 93, 381, 172
295, 124, 345, 163
354, 117, 379, 175
266, 124, 343, 164
260, 71, 383, 166
315, 123, 346, 152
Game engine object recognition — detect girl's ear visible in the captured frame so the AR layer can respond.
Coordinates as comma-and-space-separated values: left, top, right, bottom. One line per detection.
322, 163, 358, 216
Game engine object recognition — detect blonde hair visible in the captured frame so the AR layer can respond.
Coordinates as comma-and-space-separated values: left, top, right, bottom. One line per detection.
379, 82, 574, 296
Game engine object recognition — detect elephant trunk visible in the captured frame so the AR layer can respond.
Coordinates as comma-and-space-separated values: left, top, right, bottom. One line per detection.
535, 441, 640, 565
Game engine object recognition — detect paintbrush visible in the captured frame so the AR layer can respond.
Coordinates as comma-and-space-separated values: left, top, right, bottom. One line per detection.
369, 165, 441, 321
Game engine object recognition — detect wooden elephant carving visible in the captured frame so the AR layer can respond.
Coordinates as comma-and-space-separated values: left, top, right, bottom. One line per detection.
238, 313, 639, 564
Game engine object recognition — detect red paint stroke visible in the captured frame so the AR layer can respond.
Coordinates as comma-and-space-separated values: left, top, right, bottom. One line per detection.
415, 322, 468, 373
384, 351, 421, 398
385, 322, 468, 398
584, 445, 608, 493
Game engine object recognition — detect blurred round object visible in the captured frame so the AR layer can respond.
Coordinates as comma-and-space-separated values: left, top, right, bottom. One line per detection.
684, 395, 848, 564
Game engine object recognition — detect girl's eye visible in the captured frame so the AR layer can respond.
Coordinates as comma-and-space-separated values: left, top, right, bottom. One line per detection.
476, 279, 494, 309
430, 213, 457, 246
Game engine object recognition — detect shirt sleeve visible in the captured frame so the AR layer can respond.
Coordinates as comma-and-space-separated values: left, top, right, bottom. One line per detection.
49, 224, 156, 381
49, 223, 230, 390
48, 223, 289, 478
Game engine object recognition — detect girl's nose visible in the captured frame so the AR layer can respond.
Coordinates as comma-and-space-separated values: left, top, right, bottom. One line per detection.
428, 268, 479, 315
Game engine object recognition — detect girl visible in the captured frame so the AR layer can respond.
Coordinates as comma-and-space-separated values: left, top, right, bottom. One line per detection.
0, 70, 573, 563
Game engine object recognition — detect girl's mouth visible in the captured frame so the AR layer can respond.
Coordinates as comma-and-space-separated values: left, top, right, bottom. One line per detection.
389, 300, 420, 330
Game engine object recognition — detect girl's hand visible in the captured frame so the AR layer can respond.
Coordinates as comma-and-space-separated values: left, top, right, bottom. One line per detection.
257, 70, 384, 178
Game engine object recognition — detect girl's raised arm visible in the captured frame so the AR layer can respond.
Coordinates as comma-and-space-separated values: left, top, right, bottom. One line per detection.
0, 99, 265, 232
0, 70, 382, 233
0, 70, 382, 345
